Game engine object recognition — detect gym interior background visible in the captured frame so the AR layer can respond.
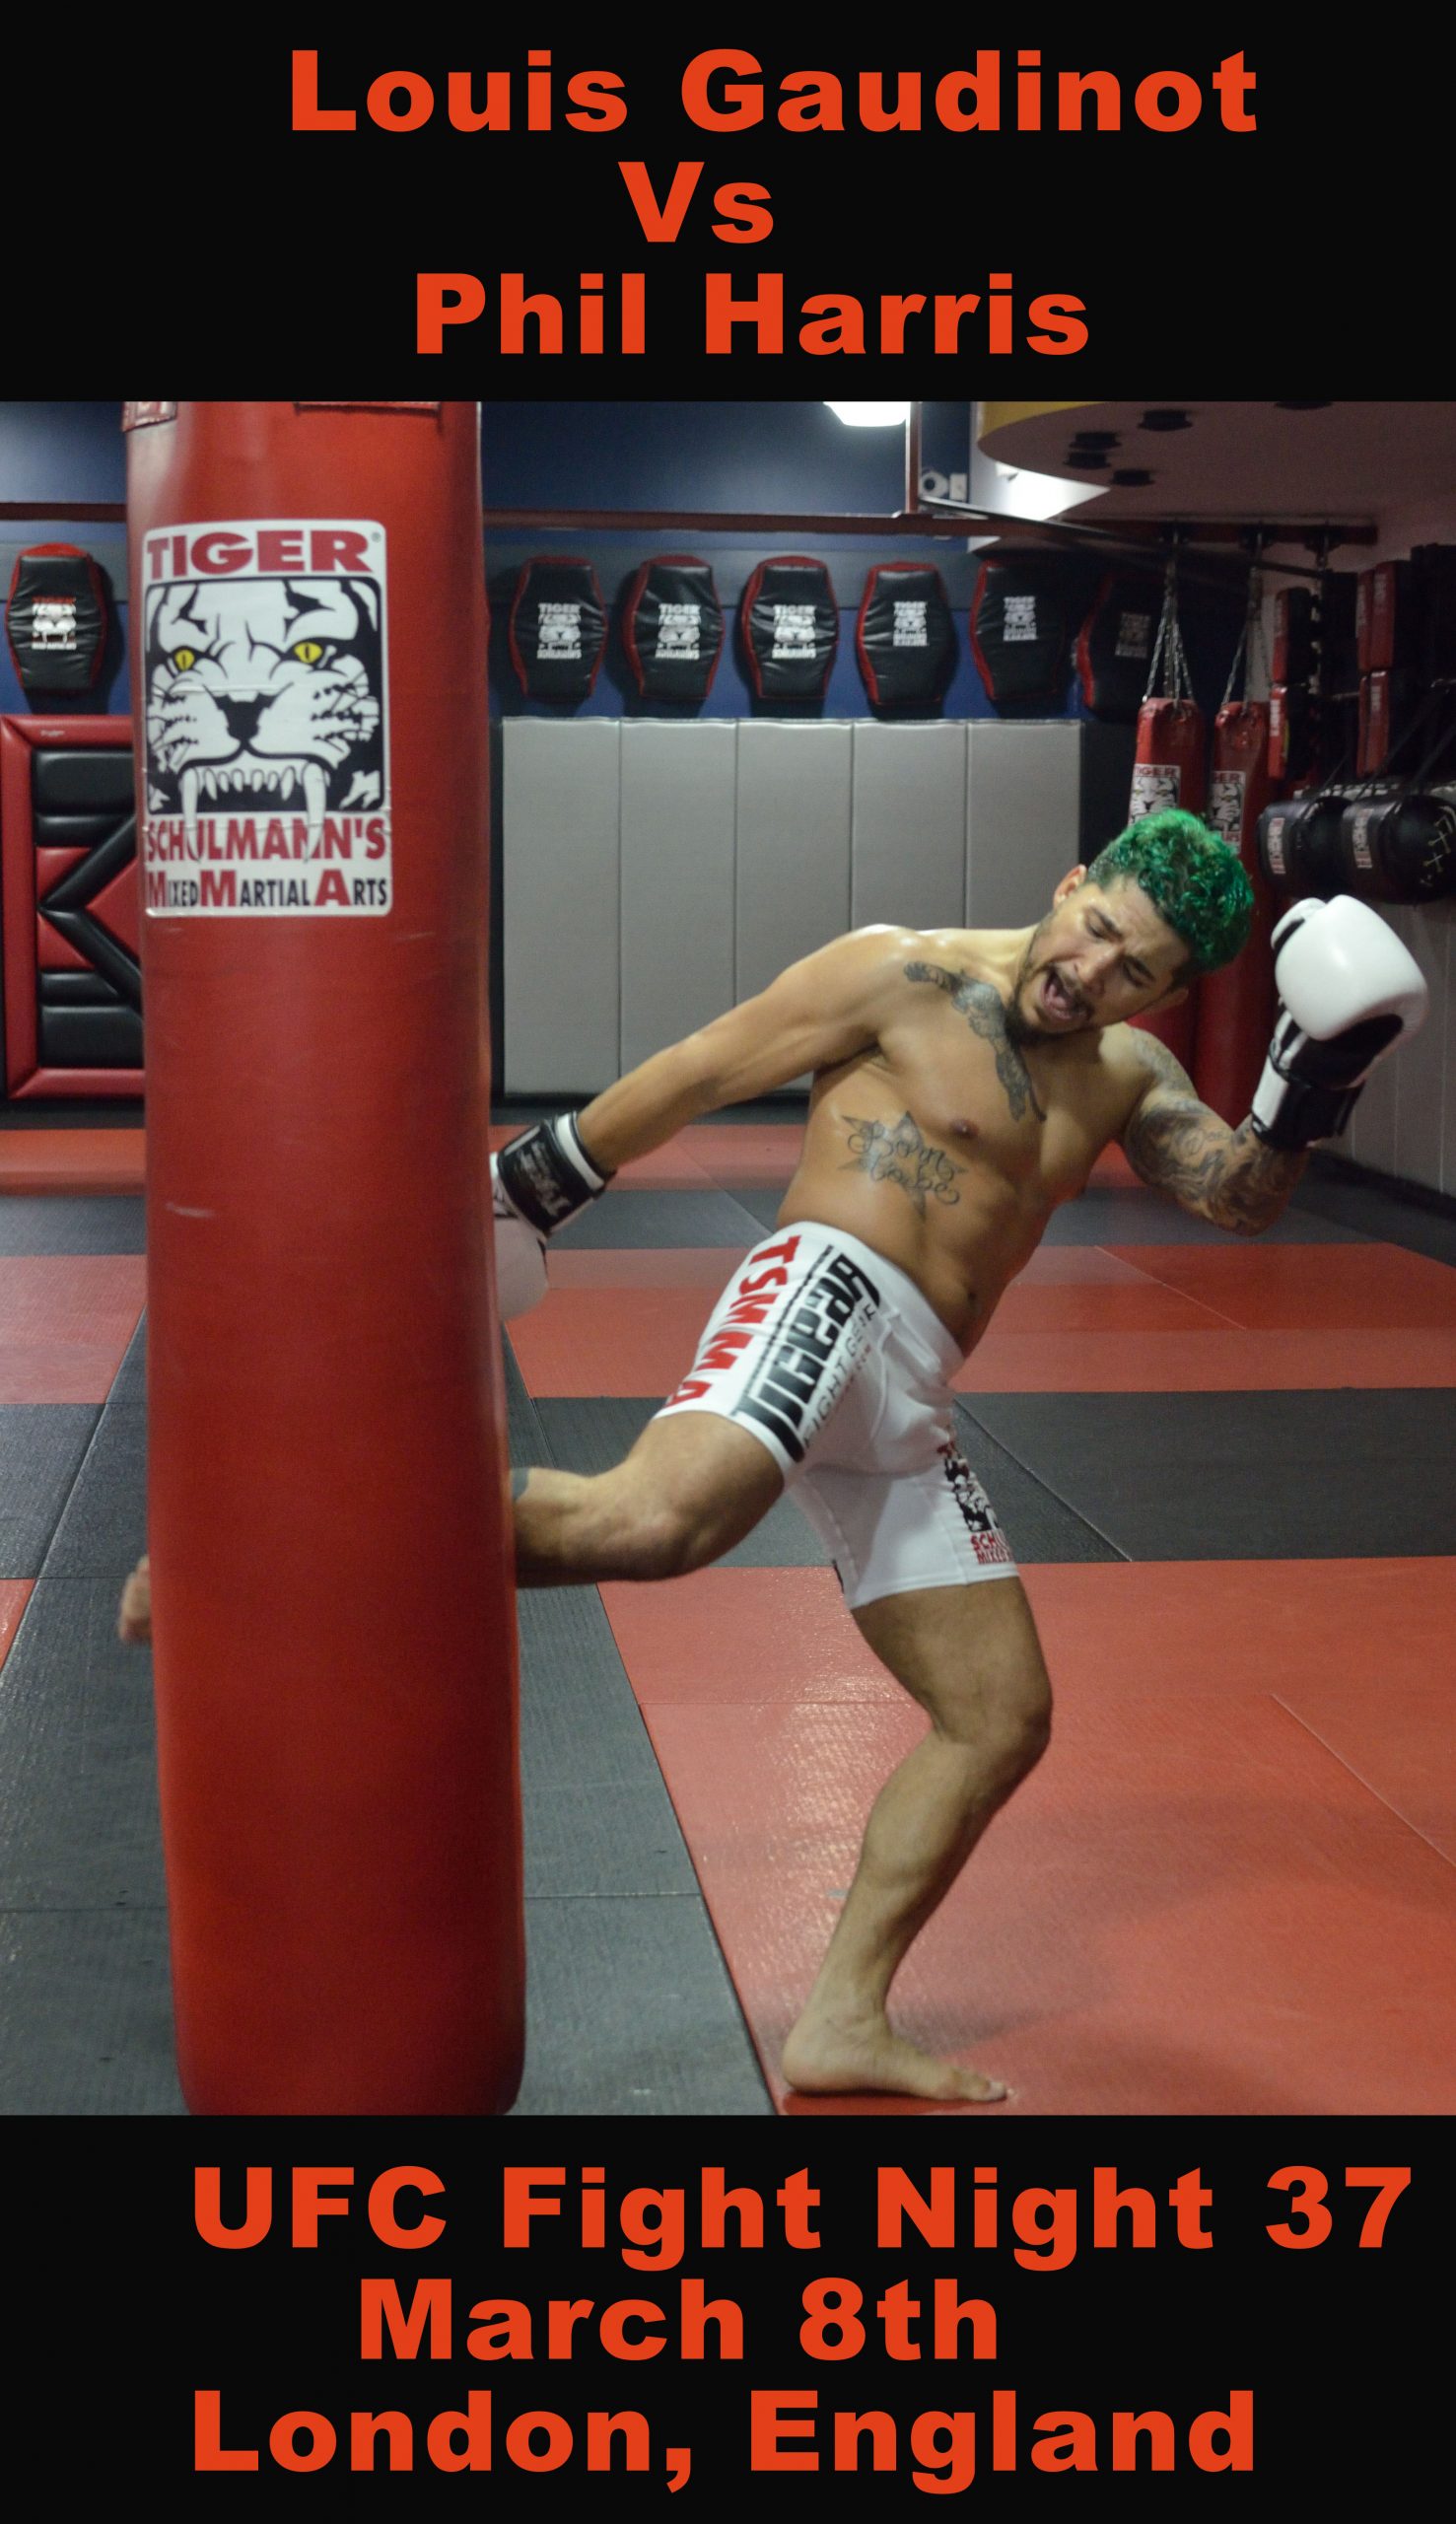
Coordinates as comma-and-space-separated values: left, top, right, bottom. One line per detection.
1, 399, 1453, 2117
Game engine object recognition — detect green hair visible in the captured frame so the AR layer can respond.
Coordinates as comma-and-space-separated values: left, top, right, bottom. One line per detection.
1086, 808, 1253, 976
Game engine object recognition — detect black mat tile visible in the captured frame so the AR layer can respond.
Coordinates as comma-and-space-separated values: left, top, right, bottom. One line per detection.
517, 1585, 666, 1785
107, 1315, 147, 1412
554, 1188, 762, 1248
502, 1333, 546, 1468
510, 1895, 770, 2116
493, 1096, 804, 1132
529, 1396, 834, 1569
0, 1908, 184, 2116
1045, 1187, 1367, 1245
1296, 1162, 1456, 1268
522, 1780, 701, 1899
529, 1396, 1119, 1572
725, 1185, 791, 1232
951, 1403, 1125, 1564
42, 1407, 149, 1578
965, 1389, 1456, 1562
0, 1408, 103, 1578
0, 1578, 167, 1909
0, 1194, 146, 1254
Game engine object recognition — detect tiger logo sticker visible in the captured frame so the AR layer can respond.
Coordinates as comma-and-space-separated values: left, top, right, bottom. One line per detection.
139, 520, 389, 915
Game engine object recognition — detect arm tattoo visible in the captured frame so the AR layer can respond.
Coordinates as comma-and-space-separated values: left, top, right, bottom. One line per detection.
1123, 1039, 1307, 1232
841, 1111, 967, 1215
905, 959, 1047, 1122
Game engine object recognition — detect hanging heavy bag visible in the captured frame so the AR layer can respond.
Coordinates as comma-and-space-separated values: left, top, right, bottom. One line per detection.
125, 400, 522, 2116
1193, 566, 1280, 1122
1127, 552, 1205, 1064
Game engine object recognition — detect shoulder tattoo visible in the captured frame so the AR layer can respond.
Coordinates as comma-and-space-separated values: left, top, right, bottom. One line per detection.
905, 958, 1046, 1123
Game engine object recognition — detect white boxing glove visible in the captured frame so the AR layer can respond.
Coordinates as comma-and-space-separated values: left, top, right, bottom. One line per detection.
491, 1113, 613, 1320
1249, 895, 1429, 1152
491, 1155, 549, 1320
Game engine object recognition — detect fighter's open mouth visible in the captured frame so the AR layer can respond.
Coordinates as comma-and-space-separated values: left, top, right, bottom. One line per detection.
1042, 969, 1083, 1019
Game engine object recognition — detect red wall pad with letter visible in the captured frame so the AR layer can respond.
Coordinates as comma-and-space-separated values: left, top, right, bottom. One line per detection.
623, 555, 724, 702
0, 714, 142, 1096
124, 399, 522, 2114
858, 561, 955, 712
508, 556, 606, 701
739, 555, 838, 699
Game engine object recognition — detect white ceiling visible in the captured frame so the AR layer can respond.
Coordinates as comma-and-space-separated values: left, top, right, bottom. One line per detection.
978, 402, 1456, 526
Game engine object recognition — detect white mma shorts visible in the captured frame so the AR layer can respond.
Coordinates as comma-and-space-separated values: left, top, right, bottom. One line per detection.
654, 1222, 1017, 1611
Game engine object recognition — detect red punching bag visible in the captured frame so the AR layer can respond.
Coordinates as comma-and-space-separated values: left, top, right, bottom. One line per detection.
1127, 558, 1205, 1067
1194, 700, 1280, 1123
125, 401, 522, 2113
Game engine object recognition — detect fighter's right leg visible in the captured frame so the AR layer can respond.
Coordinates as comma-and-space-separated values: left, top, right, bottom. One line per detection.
513, 1411, 785, 1587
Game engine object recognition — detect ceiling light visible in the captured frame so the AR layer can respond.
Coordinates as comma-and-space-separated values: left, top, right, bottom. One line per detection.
824, 402, 912, 427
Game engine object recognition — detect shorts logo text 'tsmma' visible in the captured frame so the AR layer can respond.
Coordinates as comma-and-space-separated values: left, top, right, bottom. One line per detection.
670, 1237, 881, 1465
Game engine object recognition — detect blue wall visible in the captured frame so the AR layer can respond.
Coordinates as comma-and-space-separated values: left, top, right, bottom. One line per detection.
0, 400, 1243, 727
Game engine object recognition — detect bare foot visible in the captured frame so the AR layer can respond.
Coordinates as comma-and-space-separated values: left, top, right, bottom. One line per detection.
782, 2008, 1006, 2105
118, 1555, 152, 1645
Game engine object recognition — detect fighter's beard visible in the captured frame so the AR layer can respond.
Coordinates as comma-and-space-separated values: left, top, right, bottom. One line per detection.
1004, 929, 1045, 1047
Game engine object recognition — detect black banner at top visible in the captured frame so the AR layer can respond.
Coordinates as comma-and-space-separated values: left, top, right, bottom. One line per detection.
15, 29, 1450, 390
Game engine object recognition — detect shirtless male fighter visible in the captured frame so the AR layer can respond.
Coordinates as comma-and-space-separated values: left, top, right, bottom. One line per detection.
491, 808, 1427, 2104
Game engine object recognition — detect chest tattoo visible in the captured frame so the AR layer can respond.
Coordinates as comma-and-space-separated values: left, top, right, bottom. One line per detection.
842, 1111, 967, 1214
905, 959, 1047, 1123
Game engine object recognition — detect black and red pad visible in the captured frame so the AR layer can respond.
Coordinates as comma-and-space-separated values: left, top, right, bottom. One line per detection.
5, 544, 111, 695
859, 561, 955, 711
623, 555, 724, 701
1258, 792, 1349, 897
508, 555, 606, 700
124, 400, 521, 2115
739, 555, 838, 699
1339, 791, 1456, 905
1075, 568, 1161, 721
969, 555, 1070, 706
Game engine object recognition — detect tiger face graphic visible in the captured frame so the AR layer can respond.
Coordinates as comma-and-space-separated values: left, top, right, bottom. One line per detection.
145, 574, 383, 849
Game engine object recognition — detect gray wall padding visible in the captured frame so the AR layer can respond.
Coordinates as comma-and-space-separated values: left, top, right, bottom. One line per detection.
619, 722, 738, 1073
503, 719, 621, 1094
735, 722, 853, 1000
966, 719, 1083, 926
500, 718, 1111, 1094
851, 721, 967, 934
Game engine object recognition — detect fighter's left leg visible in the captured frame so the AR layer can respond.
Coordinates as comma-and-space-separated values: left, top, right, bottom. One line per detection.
781, 1573, 1051, 2103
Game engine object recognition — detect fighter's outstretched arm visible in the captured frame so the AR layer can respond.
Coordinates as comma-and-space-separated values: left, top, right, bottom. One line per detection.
491, 929, 917, 1311
575, 926, 914, 1171
1120, 1036, 1306, 1234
